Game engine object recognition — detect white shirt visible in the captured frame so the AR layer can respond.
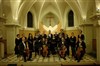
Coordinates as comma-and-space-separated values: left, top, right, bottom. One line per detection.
22, 41, 26, 49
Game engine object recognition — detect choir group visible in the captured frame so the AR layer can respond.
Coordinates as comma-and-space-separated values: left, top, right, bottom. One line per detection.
14, 29, 86, 62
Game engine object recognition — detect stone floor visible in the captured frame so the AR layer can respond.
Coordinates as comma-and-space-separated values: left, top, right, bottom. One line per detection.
0, 53, 96, 66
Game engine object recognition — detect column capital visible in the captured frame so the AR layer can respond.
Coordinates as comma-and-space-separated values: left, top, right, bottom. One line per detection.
89, 13, 100, 20
4, 23, 21, 27
79, 24, 93, 27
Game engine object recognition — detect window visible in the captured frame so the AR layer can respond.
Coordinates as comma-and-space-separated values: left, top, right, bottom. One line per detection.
27, 12, 33, 28
68, 10, 74, 27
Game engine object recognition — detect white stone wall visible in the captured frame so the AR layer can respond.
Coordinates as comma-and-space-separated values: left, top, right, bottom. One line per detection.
96, 25, 100, 63
0, 0, 2, 17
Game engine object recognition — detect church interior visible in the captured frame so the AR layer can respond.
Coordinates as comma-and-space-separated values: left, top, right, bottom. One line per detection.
0, 0, 100, 66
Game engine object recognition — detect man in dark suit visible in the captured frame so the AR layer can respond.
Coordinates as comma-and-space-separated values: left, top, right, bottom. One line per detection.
65, 34, 70, 56
34, 31, 42, 56
47, 30, 53, 55
19, 37, 27, 62
70, 32, 76, 58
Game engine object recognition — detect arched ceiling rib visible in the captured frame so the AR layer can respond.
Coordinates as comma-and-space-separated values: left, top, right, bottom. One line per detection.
77, 0, 89, 19
65, 0, 82, 18
18, 0, 37, 20
56, 0, 68, 17
1, 0, 96, 24
39, 0, 61, 21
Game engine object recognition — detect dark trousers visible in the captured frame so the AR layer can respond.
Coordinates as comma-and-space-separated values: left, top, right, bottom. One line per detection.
28, 50, 32, 60
71, 46, 76, 57
35, 48, 39, 56
23, 52, 27, 62
66, 45, 69, 56
47, 48, 50, 57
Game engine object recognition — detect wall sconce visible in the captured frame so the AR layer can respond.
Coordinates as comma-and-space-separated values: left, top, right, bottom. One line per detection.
83, 15, 86, 22
96, 8, 100, 13
83, 18, 86, 22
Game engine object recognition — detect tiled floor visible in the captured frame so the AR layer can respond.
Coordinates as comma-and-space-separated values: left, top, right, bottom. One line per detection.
0, 53, 96, 63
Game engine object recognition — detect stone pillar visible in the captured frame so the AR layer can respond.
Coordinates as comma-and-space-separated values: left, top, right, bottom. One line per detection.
89, 9, 100, 63
5, 24, 20, 54
0, 0, 3, 17
0, 42, 4, 58
80, 24, 93, 53
96, 25, 100, 63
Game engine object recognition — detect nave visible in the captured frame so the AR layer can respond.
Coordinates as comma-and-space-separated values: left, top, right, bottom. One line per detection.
1, 0, 100, 65
0, 52, 96, 66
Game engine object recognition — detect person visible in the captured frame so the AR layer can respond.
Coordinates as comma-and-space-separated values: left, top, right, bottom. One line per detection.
65, 34, 70, 56
75, 38, 86, 62
57, 34, 62, 48
54, 32, 59, 53
20, 33, 27, 44
41, 37, 47, 56
59, 44, 67, 60
27, 33, 34, 61
34, 31, 42, 56
42, 31, 47, 39
42, 44, 48, 57
70, 32, 76, 58
14, 34, 20, 57
59, 29, 64, 36
34, 34, 39, 56
51, 35, 56, 55
78, 30, 85, 41
47, 30, 53, 55
19, 37, 28, 62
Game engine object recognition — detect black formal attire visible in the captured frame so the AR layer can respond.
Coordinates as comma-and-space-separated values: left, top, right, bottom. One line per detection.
19, 41, 27, 62
15, 38, 20, 55
78, 34, 85, 41
70, 36, 76, 57
57, 37, 62, 48
54, 34, 59, 48
51, 37, 56, 54
42, 34, 47, 39
65, 36, 70, 56
75, 41, 86, 62
28, 37, 33, 60
34, 35, 42, 56
47, 34, 53, 55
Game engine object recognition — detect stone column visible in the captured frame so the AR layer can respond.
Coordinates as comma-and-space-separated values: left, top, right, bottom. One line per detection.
0, 0, 3, 17
80, 24, 93, 53
96, 25, 100, 63
0, 42, 4, 58
5, 23, 20, 54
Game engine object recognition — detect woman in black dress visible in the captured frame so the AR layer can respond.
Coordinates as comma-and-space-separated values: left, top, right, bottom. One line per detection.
27, 33, 34, 61
15, 34, 20, 57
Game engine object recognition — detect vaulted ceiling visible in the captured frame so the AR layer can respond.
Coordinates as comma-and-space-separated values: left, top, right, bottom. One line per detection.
1, 0, 97, 24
